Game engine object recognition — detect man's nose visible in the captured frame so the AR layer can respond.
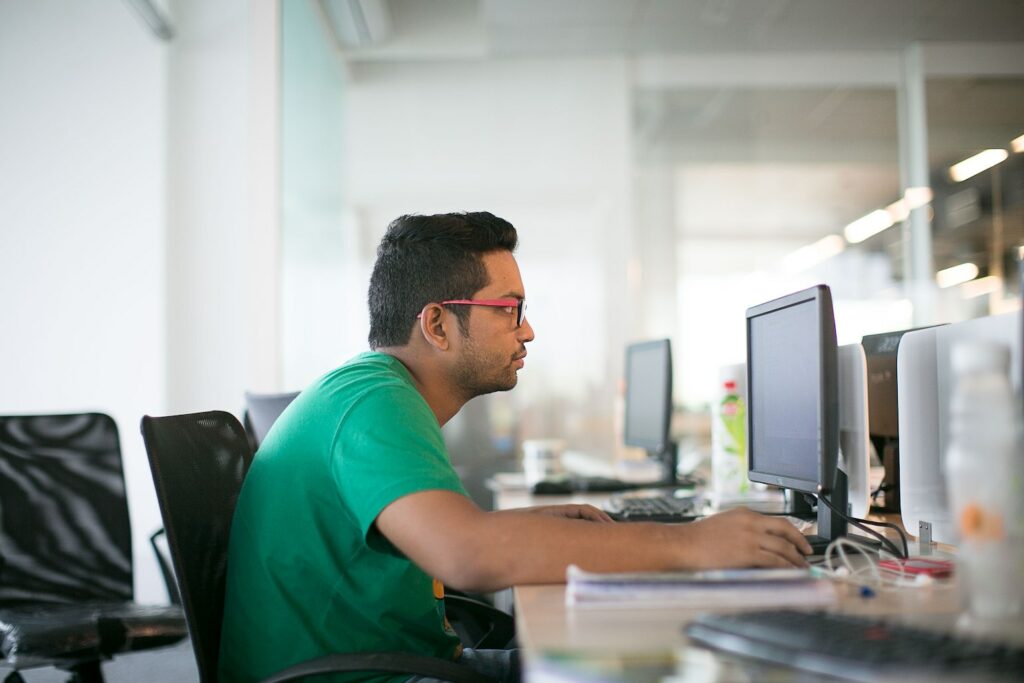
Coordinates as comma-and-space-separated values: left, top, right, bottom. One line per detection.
519, 316, 535, 342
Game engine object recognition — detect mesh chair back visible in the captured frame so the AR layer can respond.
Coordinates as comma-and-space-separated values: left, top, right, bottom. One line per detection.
242, 390, 299, 450
140, 411, 254, 682
0, 413, 133, 605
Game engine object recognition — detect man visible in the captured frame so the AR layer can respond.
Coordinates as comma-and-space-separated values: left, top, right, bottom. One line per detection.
219, 212, 811, 683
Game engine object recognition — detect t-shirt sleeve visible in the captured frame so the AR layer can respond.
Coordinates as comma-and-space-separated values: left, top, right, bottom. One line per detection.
332, 384, 468, 541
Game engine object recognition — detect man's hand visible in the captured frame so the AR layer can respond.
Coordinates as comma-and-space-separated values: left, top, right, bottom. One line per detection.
526, 504, 614, 523
678, 507, 812, 569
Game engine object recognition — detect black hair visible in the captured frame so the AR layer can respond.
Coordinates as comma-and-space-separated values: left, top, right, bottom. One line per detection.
367, 212, 518, 348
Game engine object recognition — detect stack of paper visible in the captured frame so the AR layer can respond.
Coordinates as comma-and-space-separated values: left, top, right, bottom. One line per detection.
565, 565, 836, 609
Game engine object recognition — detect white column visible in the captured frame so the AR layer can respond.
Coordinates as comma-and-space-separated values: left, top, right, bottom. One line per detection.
166, 0, 282, 413
898, 43, 936, 325
632, 164, 678, 340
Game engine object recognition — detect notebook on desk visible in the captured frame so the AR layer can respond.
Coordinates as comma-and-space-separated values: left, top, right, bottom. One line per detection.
565, 565, 836, 609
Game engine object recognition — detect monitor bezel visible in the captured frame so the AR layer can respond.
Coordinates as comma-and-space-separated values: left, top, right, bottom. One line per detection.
745, 284, 839, 495
623, 338, 673, 454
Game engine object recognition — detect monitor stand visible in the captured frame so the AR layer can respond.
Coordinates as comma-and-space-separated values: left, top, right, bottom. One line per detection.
647, 442, 679, 486
788, 472, 883, 554
802, 470, 849, 554
869, 435, 901, 512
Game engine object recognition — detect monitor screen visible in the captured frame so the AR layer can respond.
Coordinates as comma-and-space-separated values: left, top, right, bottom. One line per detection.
623, 339, 672, 454
746, 285, 838, 495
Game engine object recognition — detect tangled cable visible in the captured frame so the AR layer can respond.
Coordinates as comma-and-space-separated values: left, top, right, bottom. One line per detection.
813, 537, 953, 593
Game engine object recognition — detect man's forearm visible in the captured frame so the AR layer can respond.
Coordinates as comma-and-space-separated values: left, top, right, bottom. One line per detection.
447, 509, 686, 591
375, 490, 811, 593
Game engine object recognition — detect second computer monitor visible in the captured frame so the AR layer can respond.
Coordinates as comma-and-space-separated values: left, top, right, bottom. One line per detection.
746, 284, 846, 550
624, 339, 676, 483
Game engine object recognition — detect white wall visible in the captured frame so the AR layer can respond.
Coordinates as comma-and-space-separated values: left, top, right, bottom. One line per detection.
0, 0, 168, 602
339, 58, 634, 451
0, 0, 281, 604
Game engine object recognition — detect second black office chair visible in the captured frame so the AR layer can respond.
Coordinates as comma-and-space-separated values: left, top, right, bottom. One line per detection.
241, 391, 299, 452
140, 410, 508, 683
0, 413, 186, 683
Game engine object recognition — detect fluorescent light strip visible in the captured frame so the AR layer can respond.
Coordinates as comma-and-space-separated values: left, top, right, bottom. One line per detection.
843, 187, 933, 245
903, 186, 933, 209
961, 276, 1002, 299
1012, 134, 1024, 154
782, 235, 846, 273
936, 262, 979, 289
949, 149, 1009, 182
885, 199, 909, 223
844, 210, 893, 244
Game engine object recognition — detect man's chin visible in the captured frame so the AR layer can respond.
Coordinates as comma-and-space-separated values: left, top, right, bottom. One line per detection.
474, 375, 518, 397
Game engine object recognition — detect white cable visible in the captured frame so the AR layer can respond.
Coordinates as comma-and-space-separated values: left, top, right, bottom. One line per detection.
815, 537, 953, 593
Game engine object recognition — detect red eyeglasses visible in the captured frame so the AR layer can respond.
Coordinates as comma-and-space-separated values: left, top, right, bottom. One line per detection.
418, 299, 527, 327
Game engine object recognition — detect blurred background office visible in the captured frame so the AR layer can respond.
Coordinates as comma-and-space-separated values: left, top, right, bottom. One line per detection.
1, 0, 1022, 604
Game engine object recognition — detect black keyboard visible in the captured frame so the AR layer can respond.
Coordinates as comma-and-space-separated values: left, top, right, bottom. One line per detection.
686, 609, 1024, 682
531, 474, 701, 496
606, 494, 701, 523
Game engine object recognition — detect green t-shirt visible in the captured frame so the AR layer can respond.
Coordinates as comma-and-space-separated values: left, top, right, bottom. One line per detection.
218, 352, 468, 683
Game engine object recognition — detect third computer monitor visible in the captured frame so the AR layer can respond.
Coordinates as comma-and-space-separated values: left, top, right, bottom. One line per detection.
746, 284, 847, 552
623, 338, 676, 484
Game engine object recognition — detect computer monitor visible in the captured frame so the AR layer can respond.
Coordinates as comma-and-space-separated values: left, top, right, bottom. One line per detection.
623, 339, 676, 484
837, 343, 870, 519
861, 327, 936, 513
746, 284, 846, 552
898, 313, 1018, 544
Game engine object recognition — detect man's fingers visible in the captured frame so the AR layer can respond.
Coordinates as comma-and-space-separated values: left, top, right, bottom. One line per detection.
763, 517, 813, 556
757, 532, 809, 567
754, 550, 796, 568
576, 504, 615, 522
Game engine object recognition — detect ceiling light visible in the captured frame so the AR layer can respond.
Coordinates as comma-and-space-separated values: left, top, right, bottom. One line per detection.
949, 149, 1009, 182
782, 235, 846, 273
1012, 134, 1024, 153
903, 186, 933, 209
936, 262, 979, 289
844, 210, 893, 244
885, 199, 909, 223
961, 276, 1002, 299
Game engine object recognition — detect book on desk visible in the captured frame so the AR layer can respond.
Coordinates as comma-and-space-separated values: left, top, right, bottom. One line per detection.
565, 564, 836, 609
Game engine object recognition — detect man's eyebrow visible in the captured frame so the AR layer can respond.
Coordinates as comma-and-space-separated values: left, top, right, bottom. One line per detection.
498, 292, 525, 300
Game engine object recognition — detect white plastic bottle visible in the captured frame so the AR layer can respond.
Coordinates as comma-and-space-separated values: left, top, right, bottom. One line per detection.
944, 340, 1023, 620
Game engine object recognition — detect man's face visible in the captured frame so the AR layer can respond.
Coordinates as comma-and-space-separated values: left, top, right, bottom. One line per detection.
451, 250, 535, 398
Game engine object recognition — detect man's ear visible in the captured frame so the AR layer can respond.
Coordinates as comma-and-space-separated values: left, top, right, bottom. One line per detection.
417, 303, 451, 351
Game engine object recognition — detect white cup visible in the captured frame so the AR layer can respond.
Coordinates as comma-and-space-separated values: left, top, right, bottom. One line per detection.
521, 439, 565, 487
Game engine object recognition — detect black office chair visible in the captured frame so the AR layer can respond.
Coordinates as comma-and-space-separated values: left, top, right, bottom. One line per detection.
140, 411, 508, 683
241, 391, 299, 452
0, 413, 187, 683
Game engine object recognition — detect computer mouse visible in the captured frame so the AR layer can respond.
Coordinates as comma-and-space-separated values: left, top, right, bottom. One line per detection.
530, 480, 573, 495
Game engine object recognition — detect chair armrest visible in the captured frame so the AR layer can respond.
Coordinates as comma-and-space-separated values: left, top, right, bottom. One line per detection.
148, 527, 181, 605
261, 652, 497, 683
444, 595, 516, 650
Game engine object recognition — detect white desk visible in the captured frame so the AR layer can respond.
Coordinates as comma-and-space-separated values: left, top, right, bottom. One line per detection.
491, 485, 1024, 682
